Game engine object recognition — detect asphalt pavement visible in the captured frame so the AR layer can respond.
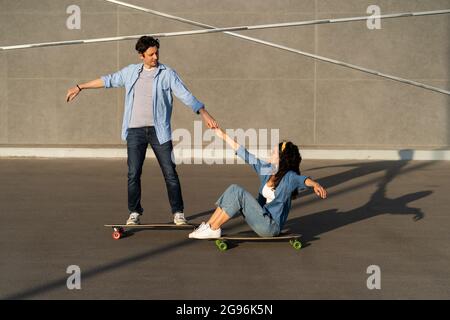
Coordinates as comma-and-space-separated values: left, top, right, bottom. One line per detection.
0, 158, 449, 299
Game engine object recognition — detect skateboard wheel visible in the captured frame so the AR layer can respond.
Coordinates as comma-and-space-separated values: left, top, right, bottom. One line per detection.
112, 230, 122, 240
291, 240, 302, 250
215, 239, 222, 246
216, 241, 228, 251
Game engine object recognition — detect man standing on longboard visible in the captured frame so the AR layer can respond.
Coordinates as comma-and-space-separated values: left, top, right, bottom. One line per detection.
66, 36, 218, 226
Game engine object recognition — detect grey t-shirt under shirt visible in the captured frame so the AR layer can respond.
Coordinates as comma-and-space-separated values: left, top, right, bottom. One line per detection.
129, 68, 156, 128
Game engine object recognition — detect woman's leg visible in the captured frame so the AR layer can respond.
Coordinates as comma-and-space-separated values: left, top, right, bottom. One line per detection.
189, 206, 229, 239
190, 184, 278, 239
215, 184, 280, 237
207, 207, 230, 230
190, 184, 245, 238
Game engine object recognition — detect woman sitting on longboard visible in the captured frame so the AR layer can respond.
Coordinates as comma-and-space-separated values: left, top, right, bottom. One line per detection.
189, 128, 327, 239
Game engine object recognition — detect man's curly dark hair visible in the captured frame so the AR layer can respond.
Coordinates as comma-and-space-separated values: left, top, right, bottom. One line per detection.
135, 36, 160, 54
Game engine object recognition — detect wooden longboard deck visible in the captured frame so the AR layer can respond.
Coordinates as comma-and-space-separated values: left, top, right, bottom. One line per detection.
106, 223, 199, 240
105, 223, 198, 229
215, 234, 301, 241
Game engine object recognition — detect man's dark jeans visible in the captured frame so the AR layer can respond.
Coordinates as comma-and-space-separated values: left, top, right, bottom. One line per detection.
126, 126, 183, 216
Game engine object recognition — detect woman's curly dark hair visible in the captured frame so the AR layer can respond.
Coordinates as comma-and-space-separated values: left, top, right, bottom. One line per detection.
272, 141, 302, 199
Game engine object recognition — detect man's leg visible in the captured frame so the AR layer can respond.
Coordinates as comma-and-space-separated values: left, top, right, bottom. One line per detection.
127, 128, 148, 216
148, 127, 184, 215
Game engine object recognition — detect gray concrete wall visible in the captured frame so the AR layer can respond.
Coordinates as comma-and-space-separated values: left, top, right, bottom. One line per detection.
0, 0, 449, 148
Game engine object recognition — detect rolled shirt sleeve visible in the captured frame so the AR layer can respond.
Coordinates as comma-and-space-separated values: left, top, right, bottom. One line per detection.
101, 68, 127, 88
295, 175, 309, 191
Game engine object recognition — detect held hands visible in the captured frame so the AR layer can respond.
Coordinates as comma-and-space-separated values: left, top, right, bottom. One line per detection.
200, 108, 219, 129
66, 86, 81, 102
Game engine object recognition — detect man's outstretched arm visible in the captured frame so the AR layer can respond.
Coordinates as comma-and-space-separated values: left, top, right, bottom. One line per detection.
169, 70, 218, 129
66, 78, 104, 102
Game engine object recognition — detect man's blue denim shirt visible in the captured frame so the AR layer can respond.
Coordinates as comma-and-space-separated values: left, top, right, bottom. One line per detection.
101, 63, 204, 143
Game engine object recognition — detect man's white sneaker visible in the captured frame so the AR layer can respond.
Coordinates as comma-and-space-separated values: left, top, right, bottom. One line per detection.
189, 223, 221, 239
126, 212, 141, 225
173, 212, 188, 225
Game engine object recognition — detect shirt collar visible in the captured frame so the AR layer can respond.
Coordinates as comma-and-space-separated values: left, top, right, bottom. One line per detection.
139, 63, 165, 77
